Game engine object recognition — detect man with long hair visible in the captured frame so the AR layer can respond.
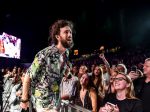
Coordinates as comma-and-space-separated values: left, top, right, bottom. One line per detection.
20, 19, 75, 112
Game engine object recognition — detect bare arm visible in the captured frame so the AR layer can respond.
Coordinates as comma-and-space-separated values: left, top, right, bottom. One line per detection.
90, 88, 97, 112
20, 53, 42, 110
20, 74, 30, 110
22, 74, 30, 101
99, 53, 111, 75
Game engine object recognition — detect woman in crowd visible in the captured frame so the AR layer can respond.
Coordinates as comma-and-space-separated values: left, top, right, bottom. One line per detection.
99, 72, 143, 112
75, 73, 97, 112
90, 65, 105, 109
77, 65, 88, 79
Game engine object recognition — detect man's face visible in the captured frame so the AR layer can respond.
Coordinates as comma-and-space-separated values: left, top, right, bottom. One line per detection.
143, 60, 150, 76
58, 26, 74, 48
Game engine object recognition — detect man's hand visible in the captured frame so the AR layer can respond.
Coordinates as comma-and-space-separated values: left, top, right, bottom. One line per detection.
20, 102, 29, 110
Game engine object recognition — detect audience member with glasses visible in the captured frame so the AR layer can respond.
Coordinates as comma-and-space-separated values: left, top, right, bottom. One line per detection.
99, 72, 143, 112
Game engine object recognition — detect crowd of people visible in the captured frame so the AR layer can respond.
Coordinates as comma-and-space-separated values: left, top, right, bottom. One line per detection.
1, 51, 150, 112
1, 66, 27, 112
0, 19, 150, 112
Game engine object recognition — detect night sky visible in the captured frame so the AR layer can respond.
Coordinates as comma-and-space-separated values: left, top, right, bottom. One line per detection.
0, 0, 150, 63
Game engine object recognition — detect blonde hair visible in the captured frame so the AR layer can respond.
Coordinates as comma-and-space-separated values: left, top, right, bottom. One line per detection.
117, 72, 136, 99
136, 69, 143, 77
98, 66, 106, 99
145, 58, 150, 62
117, 64, 127, 74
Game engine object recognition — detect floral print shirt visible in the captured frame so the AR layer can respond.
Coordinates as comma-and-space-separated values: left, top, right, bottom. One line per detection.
26, 45, 70, 109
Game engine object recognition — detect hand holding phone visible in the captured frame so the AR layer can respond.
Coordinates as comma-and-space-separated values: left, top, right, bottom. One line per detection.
105, 102, 119, 112
106, 102, 116, 107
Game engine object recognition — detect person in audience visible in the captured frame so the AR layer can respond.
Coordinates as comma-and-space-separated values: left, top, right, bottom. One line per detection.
71, 65, 79, 77
75, 73, 97, 112
60, 64, 78, 112
3, 68, 15, 112
128, 67, 143, 81
134, 58, 150, 112
88, 64, 95, 76
9, 72, 26, 112
77, 65, 88, 79
106, 70, 119, 94
90, 65, 105, 109
99, 72, 143, 112
99, 53, 111, 87
115, 64, 127, 74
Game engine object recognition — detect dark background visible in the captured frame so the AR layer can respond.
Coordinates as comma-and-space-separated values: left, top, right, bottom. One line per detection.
0, 0, 150, 63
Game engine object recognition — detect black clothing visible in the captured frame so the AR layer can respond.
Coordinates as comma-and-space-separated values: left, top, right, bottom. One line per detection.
103, 93, 143, 112
134, 77, 150, 112
75, 90, 92, 110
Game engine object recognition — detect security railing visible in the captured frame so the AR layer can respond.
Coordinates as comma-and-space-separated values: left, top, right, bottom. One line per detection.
60, 100, 92, 112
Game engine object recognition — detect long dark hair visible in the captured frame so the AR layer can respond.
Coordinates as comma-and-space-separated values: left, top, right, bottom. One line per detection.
49, 19, 74, 45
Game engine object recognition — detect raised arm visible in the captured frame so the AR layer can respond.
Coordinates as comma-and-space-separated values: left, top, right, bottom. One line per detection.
99, 53, 111, 75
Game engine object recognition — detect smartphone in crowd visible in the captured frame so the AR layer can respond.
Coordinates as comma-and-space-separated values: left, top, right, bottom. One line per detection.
130, 65, 137, 72
106, 102, 116, 107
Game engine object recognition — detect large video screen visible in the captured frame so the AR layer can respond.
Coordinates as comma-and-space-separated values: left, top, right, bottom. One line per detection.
0, 32, 21, 59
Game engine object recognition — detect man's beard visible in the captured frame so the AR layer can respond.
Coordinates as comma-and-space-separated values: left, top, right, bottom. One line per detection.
61, 39, 74, 49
